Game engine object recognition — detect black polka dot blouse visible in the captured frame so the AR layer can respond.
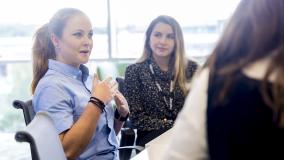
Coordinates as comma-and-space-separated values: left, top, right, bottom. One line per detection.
124, 57, 198, 131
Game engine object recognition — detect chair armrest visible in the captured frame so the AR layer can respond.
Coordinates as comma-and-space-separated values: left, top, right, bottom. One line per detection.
118, 145, 144, 152
13, 100, 26, 109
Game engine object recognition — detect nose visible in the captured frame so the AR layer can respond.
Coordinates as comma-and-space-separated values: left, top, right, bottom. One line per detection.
159, 36, 167, 44
82, 36, 92, 46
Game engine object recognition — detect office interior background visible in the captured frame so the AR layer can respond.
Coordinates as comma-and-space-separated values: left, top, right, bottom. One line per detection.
0, 0, 240, 159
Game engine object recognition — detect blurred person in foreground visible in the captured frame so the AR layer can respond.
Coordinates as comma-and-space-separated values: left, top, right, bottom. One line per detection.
163, 0, 284, 159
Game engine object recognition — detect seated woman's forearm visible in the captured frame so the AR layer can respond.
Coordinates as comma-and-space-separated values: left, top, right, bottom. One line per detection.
60, 104, 101, 159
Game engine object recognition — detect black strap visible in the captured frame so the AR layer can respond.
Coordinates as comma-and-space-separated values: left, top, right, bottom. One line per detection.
115, 109, 129, 121
89, 96, 105, 112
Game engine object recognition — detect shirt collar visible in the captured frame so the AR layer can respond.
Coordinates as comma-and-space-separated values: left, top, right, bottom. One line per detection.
48, 59, 89, 81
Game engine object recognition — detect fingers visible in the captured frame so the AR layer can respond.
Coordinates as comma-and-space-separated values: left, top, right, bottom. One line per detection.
103, 77, 118, 97
115, 93, 130, 116
114, 94, 122, 105
91, 75, 130, 115
91, 76, 119, 104
110, 82, 118, 96
104, 77, 112, 83
93, 73, 99, 86
114, 92, 128, 106
91, 75, 112, 104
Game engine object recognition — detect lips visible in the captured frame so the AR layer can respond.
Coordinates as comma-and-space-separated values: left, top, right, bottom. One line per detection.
157, 47, 167, 52
80, 50, 90, 54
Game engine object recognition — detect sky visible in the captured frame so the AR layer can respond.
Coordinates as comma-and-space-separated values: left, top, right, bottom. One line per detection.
0, 0, 240, 27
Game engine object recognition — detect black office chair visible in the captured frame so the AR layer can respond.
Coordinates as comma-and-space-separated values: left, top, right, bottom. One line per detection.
13, 99, 35, 125
116, 77, 140, 160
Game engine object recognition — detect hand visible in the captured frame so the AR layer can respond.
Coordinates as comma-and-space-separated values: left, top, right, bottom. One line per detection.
108, 78, 118, 97
91, 74, 113, 104
114, 91, 129, 117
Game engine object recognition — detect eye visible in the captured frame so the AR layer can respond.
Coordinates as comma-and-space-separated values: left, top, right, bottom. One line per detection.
167, 34, 175, 39
73, 32, 83, 38
153, 32, 162, 38
88, 31, 93, 39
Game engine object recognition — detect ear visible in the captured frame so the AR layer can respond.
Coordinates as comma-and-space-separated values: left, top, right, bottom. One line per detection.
50, 33, 60, 48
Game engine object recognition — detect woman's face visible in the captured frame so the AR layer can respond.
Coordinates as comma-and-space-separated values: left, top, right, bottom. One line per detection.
55, 13, 93, 68
149, 22, 175, 60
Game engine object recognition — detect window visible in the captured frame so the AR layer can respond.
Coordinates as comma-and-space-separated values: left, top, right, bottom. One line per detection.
0, 1, 110, 159
0, 0, 109, 60
112, 0, 240, 60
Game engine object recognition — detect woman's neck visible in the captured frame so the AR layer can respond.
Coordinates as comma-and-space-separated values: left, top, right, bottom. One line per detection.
153, 55, 170, 72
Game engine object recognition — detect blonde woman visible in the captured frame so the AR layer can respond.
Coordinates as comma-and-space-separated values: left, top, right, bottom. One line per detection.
32, 8, 129, 160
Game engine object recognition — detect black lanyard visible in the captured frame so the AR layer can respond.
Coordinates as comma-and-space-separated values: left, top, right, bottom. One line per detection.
149, 64, 174, 110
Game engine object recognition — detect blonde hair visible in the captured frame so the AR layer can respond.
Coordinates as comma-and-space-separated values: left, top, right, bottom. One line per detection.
31, 8, 85, 94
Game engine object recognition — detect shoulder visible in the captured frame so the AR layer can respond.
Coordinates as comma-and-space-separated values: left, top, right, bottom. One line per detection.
35, 77, 65, 97
242, 56, 276, 82
126, 63, 139, 71
125, 62, 148, 85
190, 68, 210, 90
39, 72, 65, 87
125, 61, 147, 74
33, 78, 69, 110
35, 72, 70, 97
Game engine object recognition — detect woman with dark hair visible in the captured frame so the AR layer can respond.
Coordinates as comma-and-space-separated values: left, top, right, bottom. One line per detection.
163, 0, 284, 159
124, 15, 198, 147
32, 8, 129, 160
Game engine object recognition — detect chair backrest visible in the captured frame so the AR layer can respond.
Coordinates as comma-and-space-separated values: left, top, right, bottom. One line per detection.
116, 77, 141, 159
15, 111, 67, 160
116, 77, 125, 94
13, 99, 35, 125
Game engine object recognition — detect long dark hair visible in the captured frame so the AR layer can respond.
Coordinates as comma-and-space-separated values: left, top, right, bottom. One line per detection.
31, 8, 85, 94
205, 0, 284, 127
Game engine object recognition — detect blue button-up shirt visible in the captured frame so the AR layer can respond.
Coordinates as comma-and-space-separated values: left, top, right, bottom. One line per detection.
33, 59, 119, 160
